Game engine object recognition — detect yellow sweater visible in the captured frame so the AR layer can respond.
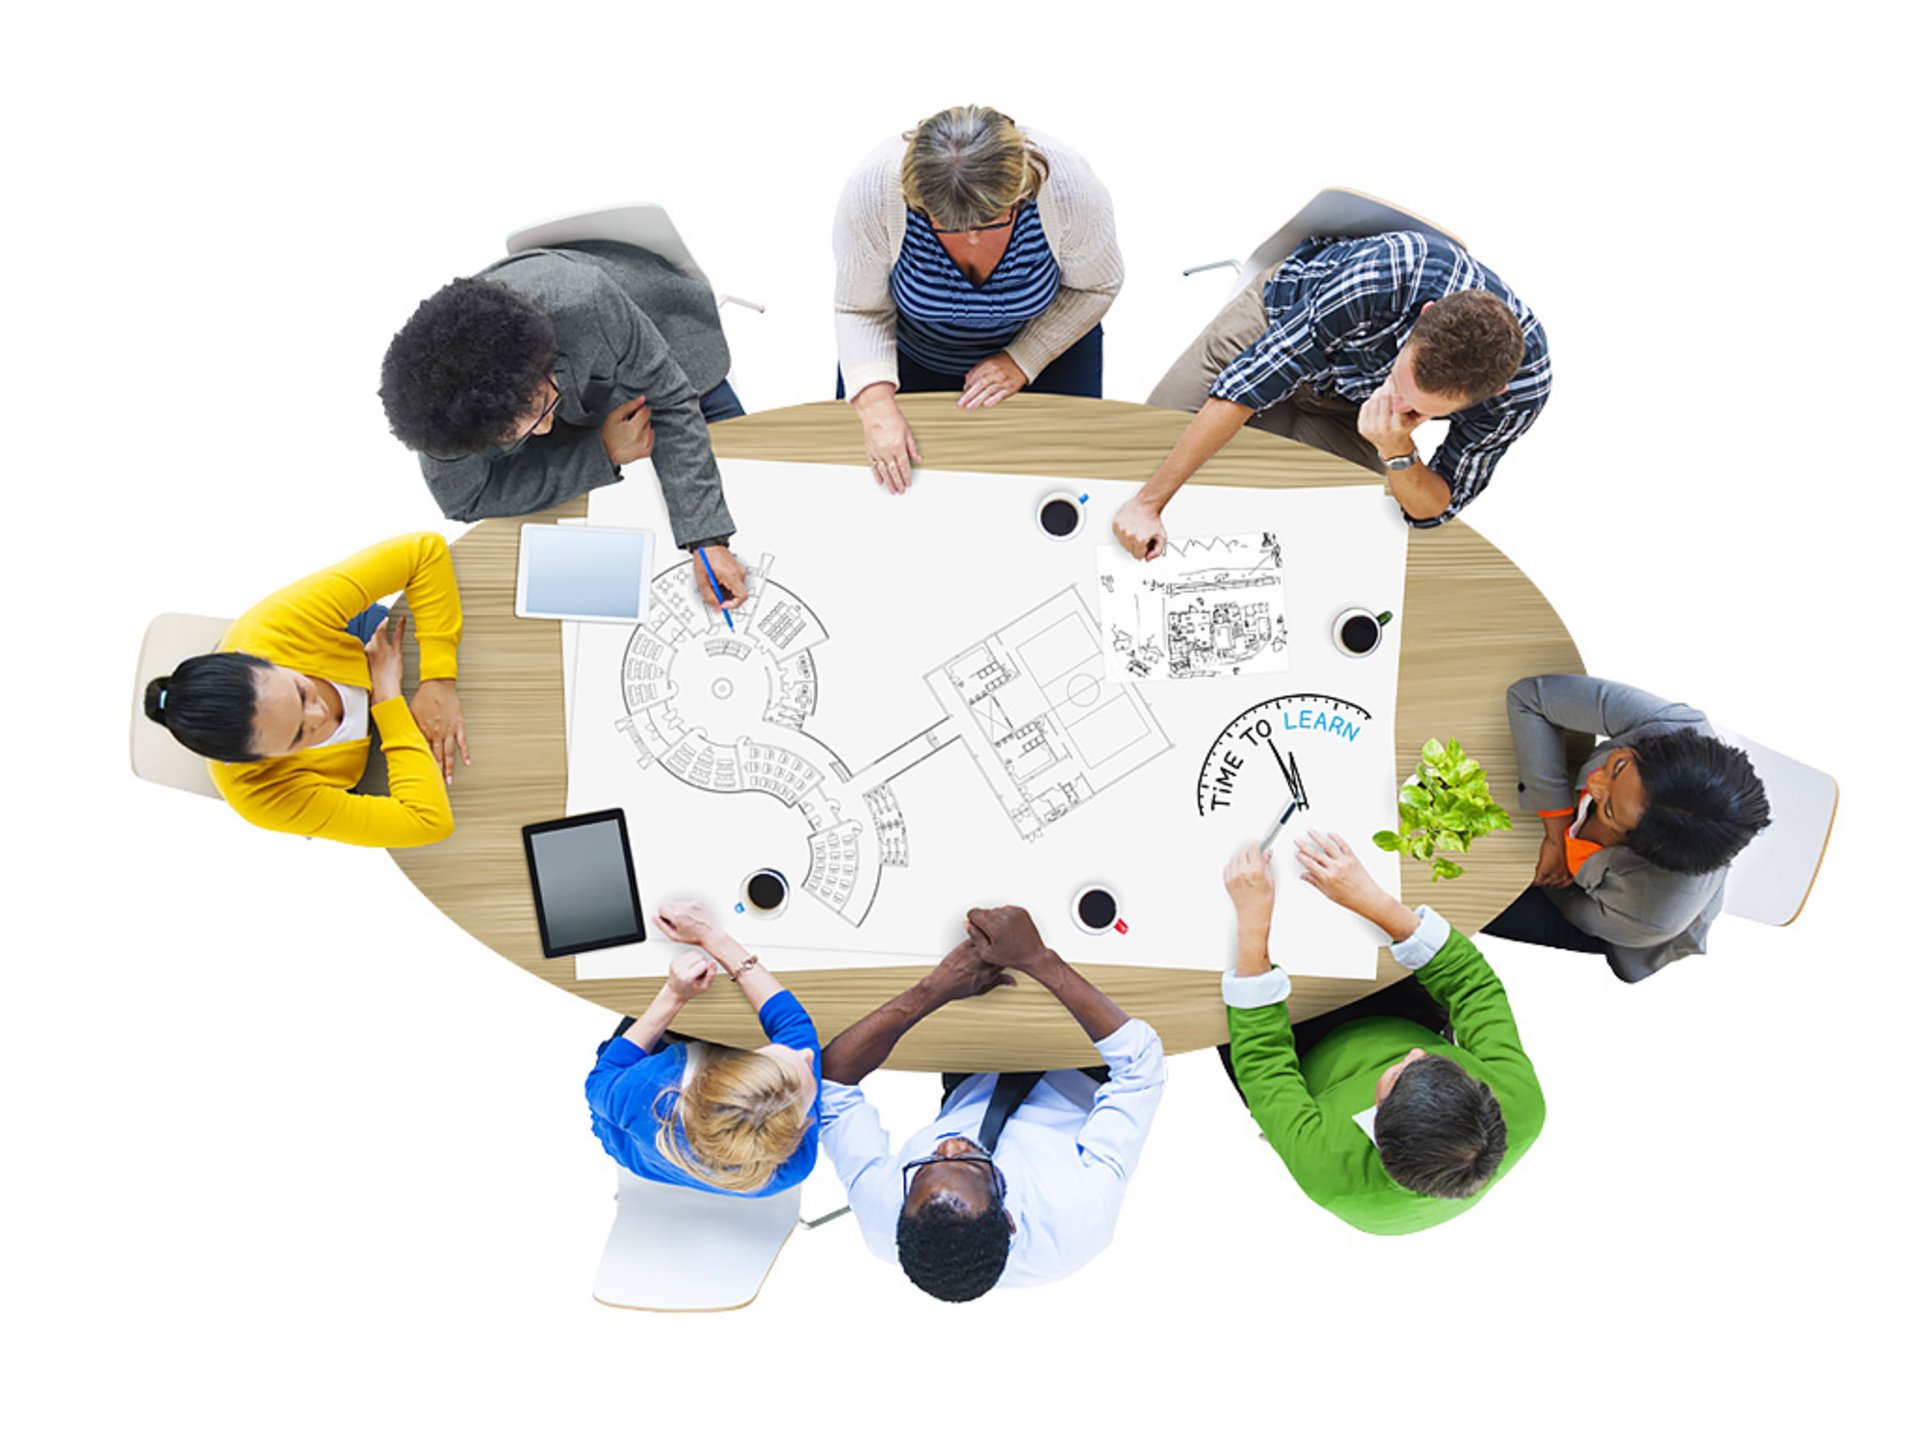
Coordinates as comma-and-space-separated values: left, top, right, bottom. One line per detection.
212, 533, 463, 848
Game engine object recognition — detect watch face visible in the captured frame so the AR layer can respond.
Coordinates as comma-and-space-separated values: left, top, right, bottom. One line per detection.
1196, 693, 1377, 823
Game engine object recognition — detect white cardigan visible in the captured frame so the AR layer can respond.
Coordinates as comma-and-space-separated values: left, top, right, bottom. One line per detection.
832, 129, 1124, 397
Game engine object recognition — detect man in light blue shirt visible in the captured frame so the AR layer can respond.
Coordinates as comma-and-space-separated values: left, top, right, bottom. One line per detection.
819, 906, 1166, 1301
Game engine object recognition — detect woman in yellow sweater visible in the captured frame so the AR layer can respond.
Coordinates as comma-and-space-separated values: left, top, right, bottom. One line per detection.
143, 533, 467, 848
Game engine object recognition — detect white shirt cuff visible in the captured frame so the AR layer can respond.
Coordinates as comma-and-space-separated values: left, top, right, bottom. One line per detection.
1389, 906, 1452, 971
819, 1078, 867, 1121
1221, 966, 1292, 1009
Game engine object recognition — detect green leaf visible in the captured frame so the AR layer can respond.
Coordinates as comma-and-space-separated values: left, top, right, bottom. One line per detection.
1431, 858, 1465, 880
1371, 830, 1403, 852
1421, 738, 1447, 767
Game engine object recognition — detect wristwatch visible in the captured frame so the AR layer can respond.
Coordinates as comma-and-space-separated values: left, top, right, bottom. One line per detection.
1383, 449, 1421, 473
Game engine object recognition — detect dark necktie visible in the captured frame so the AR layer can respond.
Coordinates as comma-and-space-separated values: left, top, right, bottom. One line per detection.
977, 1071, 1045, 1154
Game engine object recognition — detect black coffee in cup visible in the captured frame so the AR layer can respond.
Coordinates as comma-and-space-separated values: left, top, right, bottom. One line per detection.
1076, 887, 1118, 930
745, 870, 788, 911
1040, 499, 1080, 536
1333, 607, 1390, 657
1036, 491, 1086, 540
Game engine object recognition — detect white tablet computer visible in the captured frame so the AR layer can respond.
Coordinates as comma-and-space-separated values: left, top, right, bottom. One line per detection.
514, 523, 655, 624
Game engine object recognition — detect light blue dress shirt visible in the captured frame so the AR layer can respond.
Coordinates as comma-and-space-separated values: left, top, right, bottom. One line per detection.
818, 1017, 1166, 1287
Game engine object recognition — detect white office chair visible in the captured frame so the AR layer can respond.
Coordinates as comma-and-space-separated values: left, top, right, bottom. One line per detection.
131, 613, 234, 799
1184, 186, 1470, 297
506, 203, 765, 313
1719, 731, 1838, 926
592, 1167, 849, 1312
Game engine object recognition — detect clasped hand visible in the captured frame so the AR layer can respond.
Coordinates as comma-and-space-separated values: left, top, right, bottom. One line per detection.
923, 937, 1015, 1003
964, 905, 1053, 975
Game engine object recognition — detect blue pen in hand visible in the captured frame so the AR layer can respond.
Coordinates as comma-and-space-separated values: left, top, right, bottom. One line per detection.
697, 546, 735, 630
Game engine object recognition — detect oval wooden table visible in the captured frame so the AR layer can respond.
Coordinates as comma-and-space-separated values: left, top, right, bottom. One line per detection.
391, 394, 1581, 1069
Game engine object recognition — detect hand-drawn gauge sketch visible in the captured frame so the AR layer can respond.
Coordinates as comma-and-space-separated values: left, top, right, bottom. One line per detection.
1196, 694, 1376, 834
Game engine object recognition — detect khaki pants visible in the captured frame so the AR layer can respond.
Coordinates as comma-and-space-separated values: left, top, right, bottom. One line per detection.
1146, 267, 1386, 476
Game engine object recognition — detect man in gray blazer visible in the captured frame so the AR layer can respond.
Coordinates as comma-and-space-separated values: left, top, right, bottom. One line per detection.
381, 241, 748, 609
1488, 675, 1770, 982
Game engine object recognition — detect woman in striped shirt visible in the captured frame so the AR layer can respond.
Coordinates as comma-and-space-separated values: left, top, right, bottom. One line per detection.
833, 105, 1124, 491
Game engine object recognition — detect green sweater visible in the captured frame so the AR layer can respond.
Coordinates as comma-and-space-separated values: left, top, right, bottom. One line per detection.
1228, 927, 1546, 1235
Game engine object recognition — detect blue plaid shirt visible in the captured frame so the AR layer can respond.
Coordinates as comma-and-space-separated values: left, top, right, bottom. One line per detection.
1210, 232, 1551, 526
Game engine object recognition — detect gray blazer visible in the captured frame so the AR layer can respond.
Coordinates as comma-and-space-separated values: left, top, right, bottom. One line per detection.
418, 243, 734, 549
1506, 675, 1726, 983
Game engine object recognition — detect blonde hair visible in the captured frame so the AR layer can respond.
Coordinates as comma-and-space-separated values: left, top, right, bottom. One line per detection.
655, 1045, 814, 1193
900, 105, 1050, 230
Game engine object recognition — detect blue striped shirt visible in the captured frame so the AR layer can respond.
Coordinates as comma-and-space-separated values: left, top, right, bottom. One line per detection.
890, 202, 1061, 376
1210, 232, 1551, 526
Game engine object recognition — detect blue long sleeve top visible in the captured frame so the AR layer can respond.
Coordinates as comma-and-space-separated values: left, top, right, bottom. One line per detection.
584, 990, 822, 1195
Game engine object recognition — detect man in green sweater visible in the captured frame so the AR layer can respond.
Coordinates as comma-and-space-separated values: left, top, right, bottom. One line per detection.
1221, 832, 1546, 1235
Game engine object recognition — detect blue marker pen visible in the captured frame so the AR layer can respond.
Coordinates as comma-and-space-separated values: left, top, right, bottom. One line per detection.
697, 546, 735, 631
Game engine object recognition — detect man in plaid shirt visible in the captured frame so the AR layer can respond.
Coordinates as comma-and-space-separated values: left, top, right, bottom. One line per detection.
1115, 231, 1550, 558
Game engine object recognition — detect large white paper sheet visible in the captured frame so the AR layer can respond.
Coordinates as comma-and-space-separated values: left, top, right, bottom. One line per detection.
563, 460, 1408, 980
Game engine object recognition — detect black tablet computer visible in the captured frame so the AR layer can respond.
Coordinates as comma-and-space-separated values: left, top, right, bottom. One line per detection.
521, 809, 647, 959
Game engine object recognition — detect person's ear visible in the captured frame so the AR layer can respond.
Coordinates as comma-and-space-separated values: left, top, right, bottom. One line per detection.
1419, 300, 1434, 315
1498, 383, 1509, 395
1006, 1212, 1018, 1235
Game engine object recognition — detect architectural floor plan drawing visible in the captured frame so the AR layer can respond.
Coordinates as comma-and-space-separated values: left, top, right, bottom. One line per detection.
926, 589, 1171, 840
611, 567, 1175, 926
613, 553, 948, 927
1097, 532, 1289, 682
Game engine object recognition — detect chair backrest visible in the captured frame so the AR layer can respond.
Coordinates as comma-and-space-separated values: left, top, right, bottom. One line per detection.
506, 204, 710, 287
131, 613, 235, 799
1233, 187, 1469, 296
592, 1167, 802, 1311
1719, 730, 1837, 926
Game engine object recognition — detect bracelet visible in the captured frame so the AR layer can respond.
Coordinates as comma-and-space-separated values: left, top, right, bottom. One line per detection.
727, 955, 761, 983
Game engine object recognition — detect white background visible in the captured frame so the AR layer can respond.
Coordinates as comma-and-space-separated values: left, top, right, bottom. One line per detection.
5, 4, 1908, 1436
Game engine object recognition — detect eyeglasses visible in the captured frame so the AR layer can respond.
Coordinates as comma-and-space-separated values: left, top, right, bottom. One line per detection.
498, 376, 563, 455
924, 212, 1015, 235
901, 1149, 1006, 1203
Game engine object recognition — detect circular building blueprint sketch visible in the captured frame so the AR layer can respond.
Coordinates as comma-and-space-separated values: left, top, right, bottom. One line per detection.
615, 558, 910, 926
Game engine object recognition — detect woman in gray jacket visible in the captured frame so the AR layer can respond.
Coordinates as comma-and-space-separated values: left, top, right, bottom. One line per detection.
1487, 676, 1770, 983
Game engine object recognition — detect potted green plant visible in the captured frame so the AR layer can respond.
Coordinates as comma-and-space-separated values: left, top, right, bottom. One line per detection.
1373, 737, 1513, 880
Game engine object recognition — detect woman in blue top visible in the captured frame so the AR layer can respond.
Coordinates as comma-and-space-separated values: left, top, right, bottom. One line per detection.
833, 105, 1125, 491
585, 902, 820, 1195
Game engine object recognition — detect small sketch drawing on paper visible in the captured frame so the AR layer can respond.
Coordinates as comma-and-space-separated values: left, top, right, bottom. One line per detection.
1097, 532, 1289, 682
926, 589, 1172, 841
